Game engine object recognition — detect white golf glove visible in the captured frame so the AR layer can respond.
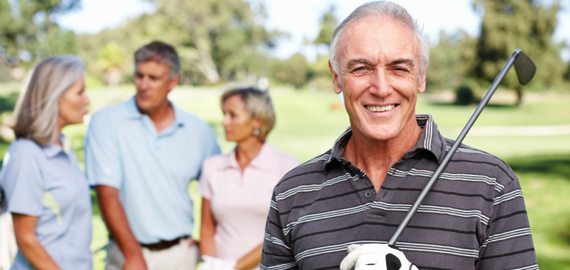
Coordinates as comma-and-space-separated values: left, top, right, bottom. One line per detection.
340, 244, 419, 270
200, 255, 237, 270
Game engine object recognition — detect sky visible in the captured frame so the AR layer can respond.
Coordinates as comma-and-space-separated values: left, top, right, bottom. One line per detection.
57, 0, 570, 61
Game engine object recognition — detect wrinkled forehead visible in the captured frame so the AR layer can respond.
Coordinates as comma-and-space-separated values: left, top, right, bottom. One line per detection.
336, 16, 419, 64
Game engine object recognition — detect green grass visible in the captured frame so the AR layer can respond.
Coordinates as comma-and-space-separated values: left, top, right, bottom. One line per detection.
506, 154, 570, 269
1, 85, 569, 269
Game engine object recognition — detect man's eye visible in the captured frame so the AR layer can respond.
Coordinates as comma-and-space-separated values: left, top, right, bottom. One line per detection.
352, 66, 373, 76
394, 67, 409, 72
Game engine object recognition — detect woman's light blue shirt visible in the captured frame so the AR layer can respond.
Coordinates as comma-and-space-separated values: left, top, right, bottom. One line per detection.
0, 137, 93, 270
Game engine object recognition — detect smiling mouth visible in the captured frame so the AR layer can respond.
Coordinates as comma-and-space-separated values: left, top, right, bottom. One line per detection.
365, 104, 396, 112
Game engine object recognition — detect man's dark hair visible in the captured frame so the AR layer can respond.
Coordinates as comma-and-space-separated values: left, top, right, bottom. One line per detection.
134, 41, 180, 78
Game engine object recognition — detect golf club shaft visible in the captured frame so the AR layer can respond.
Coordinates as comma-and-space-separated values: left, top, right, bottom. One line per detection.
388, 50, 522, 246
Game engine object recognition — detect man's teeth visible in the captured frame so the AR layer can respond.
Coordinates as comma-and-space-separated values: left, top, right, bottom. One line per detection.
366, 105, 395, 112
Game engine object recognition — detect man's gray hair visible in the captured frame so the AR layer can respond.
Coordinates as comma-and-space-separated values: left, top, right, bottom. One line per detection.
134, 41, 180, 78
330, 1, 430, 75
13, 55, 85, 146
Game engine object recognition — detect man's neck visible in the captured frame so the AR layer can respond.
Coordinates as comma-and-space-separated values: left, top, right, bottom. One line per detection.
141, 101, 175, 134
344, 122, 422, 192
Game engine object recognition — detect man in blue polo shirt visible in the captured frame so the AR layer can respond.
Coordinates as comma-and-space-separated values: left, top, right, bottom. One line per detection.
85, 41, 220, 270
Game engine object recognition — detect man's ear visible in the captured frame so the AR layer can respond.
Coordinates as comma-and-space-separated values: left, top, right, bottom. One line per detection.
418, 69, 427, 93
329, 60, 343, 94
168, 75, 181, 91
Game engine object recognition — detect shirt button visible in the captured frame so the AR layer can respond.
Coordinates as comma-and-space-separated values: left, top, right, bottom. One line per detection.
364, 191, 372, 198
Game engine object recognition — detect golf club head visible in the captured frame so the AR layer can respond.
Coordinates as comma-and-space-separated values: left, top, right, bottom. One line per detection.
513, 50, 536, 85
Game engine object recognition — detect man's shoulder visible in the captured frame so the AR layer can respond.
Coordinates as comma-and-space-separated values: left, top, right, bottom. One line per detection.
90, 99, 131, 121
446, 139, 517, 181
174, 106, 213, 129
274, 150, 332, 190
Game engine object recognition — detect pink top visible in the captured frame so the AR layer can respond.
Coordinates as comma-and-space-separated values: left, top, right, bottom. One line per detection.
198, 142, 299, 264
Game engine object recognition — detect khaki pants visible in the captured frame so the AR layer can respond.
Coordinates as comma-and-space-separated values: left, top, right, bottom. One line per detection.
106, 238, 198, 270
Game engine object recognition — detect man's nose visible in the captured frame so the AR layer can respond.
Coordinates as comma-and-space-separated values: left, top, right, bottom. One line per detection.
137, 77, 150, 90
369, 70, 392, 98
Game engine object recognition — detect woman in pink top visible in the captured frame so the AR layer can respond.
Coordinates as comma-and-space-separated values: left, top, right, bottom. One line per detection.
198, 87, 299, 270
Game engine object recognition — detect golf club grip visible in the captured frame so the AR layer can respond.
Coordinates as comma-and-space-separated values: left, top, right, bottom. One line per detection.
387, 50, 522, 246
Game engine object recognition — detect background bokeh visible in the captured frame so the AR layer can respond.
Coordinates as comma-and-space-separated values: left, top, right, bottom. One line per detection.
1, 0, 569, 269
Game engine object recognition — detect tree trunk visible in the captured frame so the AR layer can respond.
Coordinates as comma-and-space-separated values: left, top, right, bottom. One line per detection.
192, 33, 221, 84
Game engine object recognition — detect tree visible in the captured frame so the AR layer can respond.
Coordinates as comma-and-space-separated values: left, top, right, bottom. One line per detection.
473, 0, 564, 107
271, 53, 309, 88
312, 5, 338, 47
95, 42, 127, 86
74, 0, 282, 86
427, 29, 476, 92
142, 0, 280, 84
0, 0, 81, 75
305, 5, 339, 91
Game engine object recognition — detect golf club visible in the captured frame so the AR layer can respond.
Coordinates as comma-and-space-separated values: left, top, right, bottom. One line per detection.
388, 49, 537, 246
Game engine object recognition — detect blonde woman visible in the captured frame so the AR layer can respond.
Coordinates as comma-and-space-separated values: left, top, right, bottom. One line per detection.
198, 87, 298, 270
0, 55, 92, 270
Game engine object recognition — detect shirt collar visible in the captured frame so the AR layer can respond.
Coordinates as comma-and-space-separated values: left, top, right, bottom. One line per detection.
325, 114, 447, 170
124, 96, 184, 127
42, 134, 71, 158
226, 142, 276, 171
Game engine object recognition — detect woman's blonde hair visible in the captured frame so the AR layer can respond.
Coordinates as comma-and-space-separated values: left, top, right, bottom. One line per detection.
12, 55, 85, 146
221, 87, 275, 141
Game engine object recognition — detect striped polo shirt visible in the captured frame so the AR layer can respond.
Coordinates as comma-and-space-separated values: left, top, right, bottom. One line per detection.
261, 114, 537, 270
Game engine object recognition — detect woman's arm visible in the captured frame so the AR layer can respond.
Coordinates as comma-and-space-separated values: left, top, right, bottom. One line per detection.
200, 198, 216, 257
12, 213, 61, 270
235, 244, 263, 270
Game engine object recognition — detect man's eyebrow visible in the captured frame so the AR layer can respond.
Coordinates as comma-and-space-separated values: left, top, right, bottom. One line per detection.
346, 58, 373, 70
390, 58, 415, 68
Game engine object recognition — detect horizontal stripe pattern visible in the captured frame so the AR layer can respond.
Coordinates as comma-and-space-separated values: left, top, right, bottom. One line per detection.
276, 173, 355, 201
262, 114, 537, 270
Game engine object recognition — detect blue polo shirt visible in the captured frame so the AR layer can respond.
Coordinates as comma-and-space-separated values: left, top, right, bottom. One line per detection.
84, 97, 220, 244
0, 137, 93, 270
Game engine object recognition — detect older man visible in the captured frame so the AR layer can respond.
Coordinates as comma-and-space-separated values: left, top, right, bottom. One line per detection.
261, 1, 537, 269
85, 41, 220, 270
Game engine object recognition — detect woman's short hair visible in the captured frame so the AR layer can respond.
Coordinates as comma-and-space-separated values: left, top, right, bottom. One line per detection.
330, 1, 430, 77
12, 55, 85, 146
134, 41, 180, 78
221, 87, 275, 140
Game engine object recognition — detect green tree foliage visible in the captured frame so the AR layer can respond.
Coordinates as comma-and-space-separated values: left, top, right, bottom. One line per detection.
565, 61, 570, 81
312, 5, 338, 47
427, 30, 477, 92
95, 42, 127, 86
271, 53, 309, 88
0, 0, 80, 71
304, 5, 338, 91
77, 0, 281, 85
473, 0, 564, 106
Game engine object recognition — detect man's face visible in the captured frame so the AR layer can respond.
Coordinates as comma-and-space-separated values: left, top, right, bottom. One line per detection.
330, 17, 426, 143
134, 61, 179, 115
